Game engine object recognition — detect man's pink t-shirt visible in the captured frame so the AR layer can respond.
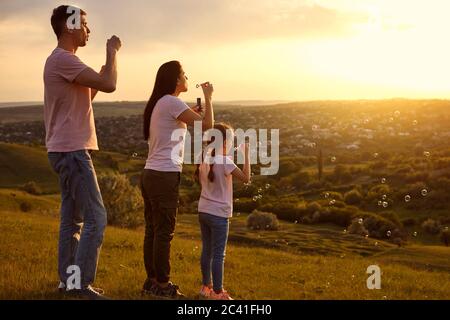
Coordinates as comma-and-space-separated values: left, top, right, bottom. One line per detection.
43, 48, 98, 152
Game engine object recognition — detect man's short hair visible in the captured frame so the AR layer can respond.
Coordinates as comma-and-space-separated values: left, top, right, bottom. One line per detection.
50, 5, 86, 39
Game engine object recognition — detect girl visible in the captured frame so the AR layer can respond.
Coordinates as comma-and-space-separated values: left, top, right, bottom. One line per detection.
141, 60, 214, 299
195, 123, 251, 300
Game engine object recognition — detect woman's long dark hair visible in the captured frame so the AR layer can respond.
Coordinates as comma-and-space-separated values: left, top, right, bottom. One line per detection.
194, 122, 233, 183
143, 60, 182, 141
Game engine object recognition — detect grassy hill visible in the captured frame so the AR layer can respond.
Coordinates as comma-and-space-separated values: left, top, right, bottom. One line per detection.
0, 209, 449, 300
0, 143, 449, 299
0, 142, 145, 193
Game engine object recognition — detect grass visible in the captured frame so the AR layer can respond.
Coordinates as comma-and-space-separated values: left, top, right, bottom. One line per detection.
1, 209, 449, 300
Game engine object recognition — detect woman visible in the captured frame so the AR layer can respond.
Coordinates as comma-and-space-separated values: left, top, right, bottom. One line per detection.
140, 60, 214, 299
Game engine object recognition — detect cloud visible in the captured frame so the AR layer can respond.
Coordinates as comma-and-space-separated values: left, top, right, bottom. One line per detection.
0, 0, 368, 50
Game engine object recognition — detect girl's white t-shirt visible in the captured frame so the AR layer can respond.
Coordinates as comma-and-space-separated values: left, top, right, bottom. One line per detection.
198, 155, 238, 218
145, 95, 190, 172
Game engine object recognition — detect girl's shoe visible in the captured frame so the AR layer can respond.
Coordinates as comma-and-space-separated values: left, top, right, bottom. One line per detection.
210, 289, 233, 300
199, 285, 212, 299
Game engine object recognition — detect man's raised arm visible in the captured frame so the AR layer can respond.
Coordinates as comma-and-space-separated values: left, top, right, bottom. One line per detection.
75, 35, 121, 93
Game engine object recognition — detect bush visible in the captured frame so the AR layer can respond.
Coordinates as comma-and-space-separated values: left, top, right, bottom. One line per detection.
98, 173, 144, 228
247, 210, 279, 231
347, 218, 369, 236
20, 181, 42, 195
20, 201, 32, 212
421, 219, 441, 235
234, 198, 259, 213
321, 191, 343, 201
260, 200, 307, 222
344, 189, 363, 205
402, 218, 416, 227
440, 228, 450, 246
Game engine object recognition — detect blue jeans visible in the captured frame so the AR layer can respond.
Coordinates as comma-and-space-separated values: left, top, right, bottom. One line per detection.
48, 150, 107, 289
198, 212, 229, 292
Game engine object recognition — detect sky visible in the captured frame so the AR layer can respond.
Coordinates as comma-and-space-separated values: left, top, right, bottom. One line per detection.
0, 0, 450, 102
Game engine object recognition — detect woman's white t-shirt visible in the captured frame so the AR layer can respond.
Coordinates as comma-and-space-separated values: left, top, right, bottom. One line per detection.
198, 155, 238, 218
145, 95, 190, 172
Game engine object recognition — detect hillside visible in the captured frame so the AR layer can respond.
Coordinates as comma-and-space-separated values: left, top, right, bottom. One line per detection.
1, 209, 449, 300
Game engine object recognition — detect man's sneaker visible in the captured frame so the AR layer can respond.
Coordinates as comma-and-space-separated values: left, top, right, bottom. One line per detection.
58, 281, 66, 293
58, 282, 105, 295
199, 285, 212, 299
153, 282, 186, 299
210, 289, 233, 300
66, 286, 109, 300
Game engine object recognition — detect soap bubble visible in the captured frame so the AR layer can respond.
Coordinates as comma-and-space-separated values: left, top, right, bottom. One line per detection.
358, 218, 363, 224
421, 189, 428, 196
329, 199, 336, 205
394, 110, 400, 117
378, 200, 382, 206
265, 183, 271, 189
324, 192, 330, 198
365, 234, 369, 239
252, 196, 258, 201
404, 195, 411, 202
382, 201, 388, 208
294, 220, 298, 224
343, 229, 347, 234
373, 152, 379, 158
331, 156, 337, 162
412, 120, 418, 126
423, 151, 430, 157
382, 194, 387, 200
389, 117, 394, 122
132, 152, 138, 158
312, 124, 319, 131
381, 178, 386, 184
386, 230, 391, 237
310, 142, 316, 148
258, 188, 263, 193
413, 231, 417, 237
374, 242, 379, 246
235, 198, 240, 202
444, 226, 449, 232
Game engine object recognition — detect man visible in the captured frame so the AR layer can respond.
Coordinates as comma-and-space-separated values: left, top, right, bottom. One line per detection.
43, 5, 121, 300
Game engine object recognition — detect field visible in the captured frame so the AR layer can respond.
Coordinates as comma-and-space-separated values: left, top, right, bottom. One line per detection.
1, 100, 450, 300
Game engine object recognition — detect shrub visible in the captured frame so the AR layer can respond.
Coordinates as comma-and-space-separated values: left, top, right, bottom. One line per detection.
260, 200, 308, 222
356, 213, 402, 239
344, 189, 363, 205
421, 219, 441, 235
321, 191, 343, 201
347, 218, 369, 236
402, 218, 416, 227
247, 210, 279, 231
378, 211, 402, 228
440, 228, 450, 246
20, 181, 42, 195
20, 201, 32, 212
234, 198, 259, 213
98, 173, 144, 228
